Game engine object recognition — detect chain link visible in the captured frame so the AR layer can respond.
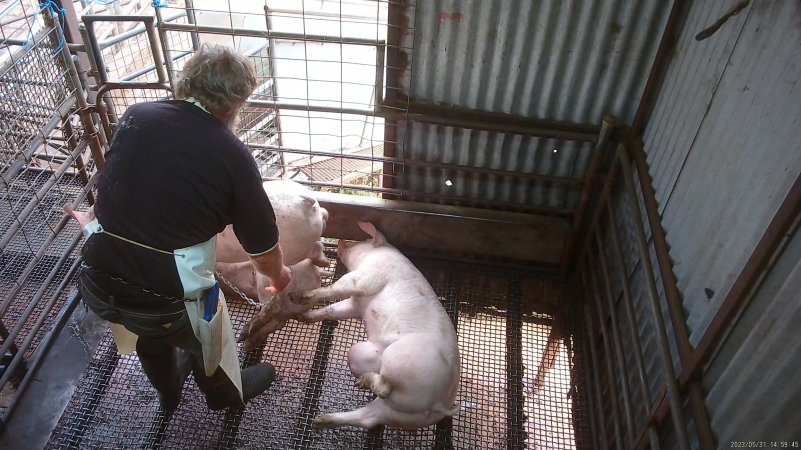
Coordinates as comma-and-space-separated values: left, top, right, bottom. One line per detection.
80, 261, 266, 311
214, 270, 269, 310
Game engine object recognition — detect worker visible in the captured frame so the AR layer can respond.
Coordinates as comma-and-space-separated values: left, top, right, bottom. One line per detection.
71, 43, 292, 412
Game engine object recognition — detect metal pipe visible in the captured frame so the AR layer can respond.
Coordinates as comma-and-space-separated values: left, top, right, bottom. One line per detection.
95, 11, 185, 48
578, 329, 600, 449
605, 201, 661, 450
581, 277, 610, 450
0, 142, 87, 251
144, 18, 168, 84
263, 4, 283, 155
576, 155, 622, 262
184, 0, 200, 51
586, 257, 625, 448
154, 6, 176, 93
628, 141, 715, 449
594, 232, 637, 443
0, 287, 83, 430
62, 118, 95, 205
561, 114, 617, 273
158, 20, 383, 46
0, 96, 77, 184
0, 234, 83, 374
616, 145, 691, 450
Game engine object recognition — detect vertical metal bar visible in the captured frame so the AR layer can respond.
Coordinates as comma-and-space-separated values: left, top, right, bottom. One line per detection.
605, 203, 661, 450
79, 22, 108, 84
585, 257, 624, 448
62, 118, 95, 205
380, 0, 405, 194
506, 281, 526, 449
595, 232, 637, 444
578, 332, 600, 448
628, 141, 716, 449
154, 7, 177, 93
562, 114, 617, 274
143, 18, 168, 84
0, 242, 82, 387
184, 0, 200, 51
263, 4, 285, 171
580, 282, 610, 450
617, 145, 691, 450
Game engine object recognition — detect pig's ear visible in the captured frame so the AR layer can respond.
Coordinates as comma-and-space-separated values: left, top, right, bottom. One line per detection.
299, 194, 316, 208
357, 221, 386, 245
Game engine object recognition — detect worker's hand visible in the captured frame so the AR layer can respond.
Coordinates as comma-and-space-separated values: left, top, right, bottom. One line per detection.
265, 265, 292, 296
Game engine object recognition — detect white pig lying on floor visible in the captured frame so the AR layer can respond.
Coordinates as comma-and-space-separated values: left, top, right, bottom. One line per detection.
291, 221, 461, 430
216, 180, 329, 268
216, 258, 324, 351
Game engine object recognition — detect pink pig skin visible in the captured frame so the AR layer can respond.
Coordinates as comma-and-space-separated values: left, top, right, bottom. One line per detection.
217, 258, 323, 350
291, 221, 461, 430
215, 180, 329, 267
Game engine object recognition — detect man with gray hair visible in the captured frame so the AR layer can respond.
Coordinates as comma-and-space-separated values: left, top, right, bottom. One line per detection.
73, 44, 291, 412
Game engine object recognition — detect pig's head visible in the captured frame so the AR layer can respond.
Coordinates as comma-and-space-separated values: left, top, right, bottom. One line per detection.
299, 194, 329, 231
337, 221, 386, 269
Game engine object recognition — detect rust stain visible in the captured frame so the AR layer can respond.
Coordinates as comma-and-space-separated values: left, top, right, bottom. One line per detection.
437, 11, 465, 24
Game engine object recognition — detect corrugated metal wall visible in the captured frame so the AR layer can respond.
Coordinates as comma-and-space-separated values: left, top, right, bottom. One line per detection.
703, 220, 801, 445
641, 0, 801, 447
392, 0, 673, 213
405, 0, 670, 123
643, 0, 801, 344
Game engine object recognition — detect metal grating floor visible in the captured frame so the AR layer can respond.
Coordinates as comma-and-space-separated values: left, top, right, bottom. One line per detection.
46, 249, 587, 449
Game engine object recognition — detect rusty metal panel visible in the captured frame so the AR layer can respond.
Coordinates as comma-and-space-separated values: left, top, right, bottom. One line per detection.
402, 0, 671, 124
642, 0, 801, 346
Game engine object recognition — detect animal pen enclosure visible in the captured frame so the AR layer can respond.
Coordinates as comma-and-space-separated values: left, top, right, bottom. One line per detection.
1, 1, 800, 449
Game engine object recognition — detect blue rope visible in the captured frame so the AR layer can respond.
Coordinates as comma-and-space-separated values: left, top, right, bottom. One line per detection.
38, 0, 66, 53
152, 0, 168, 7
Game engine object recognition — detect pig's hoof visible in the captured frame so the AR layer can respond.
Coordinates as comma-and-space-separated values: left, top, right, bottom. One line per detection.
312, 256, 330, 268
356, 372, 391, 398
289, 291, 314, 303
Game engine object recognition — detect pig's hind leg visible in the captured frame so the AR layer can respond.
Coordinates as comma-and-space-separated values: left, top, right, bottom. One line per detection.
309, 241, 330, 267
313, 398, 426, 430
349, 341, 383, 377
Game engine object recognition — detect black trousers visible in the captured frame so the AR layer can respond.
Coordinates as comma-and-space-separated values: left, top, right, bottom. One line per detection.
77, 271, 206, 366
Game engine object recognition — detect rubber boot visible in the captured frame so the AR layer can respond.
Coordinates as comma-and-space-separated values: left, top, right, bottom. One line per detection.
194, 362, 276, 410
136, 343, 193, 412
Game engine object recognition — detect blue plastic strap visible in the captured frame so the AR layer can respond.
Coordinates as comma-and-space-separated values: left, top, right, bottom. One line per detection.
38, 0, 66, 53
152, 0, 168, 7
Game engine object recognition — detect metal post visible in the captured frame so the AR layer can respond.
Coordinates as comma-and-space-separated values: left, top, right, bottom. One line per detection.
605, 203, 661, 450
586, 257, 625, 448
595, 232, 637, 444
616, 145, 691, 450
628, 141, 715, 449
580, 280, 610, 450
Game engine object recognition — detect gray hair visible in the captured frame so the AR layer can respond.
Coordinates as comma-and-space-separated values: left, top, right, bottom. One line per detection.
175, 44, 257, 119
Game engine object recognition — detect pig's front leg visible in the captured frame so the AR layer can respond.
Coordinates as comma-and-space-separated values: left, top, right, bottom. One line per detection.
309, 241, 330, 268
290, 270, 367, 307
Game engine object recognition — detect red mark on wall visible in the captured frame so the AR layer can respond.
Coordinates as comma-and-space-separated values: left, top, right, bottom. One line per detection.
437, 11, 464, 24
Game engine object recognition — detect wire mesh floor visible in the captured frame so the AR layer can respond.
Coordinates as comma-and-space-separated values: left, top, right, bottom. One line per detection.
46, 249, 587, 449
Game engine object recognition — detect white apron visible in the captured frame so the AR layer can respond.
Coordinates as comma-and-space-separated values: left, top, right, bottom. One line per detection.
81, 218, 243, 401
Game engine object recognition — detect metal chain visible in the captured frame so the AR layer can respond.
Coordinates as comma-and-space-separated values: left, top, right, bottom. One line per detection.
80, 261, 267, 311
80, 261, 188, 302
213, 270, 267, 309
